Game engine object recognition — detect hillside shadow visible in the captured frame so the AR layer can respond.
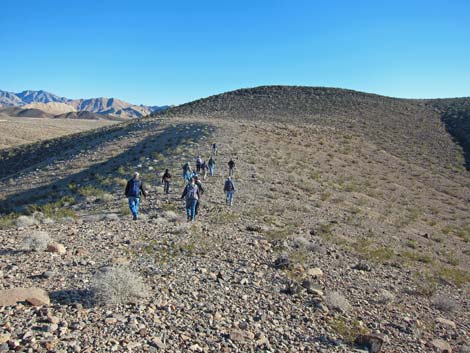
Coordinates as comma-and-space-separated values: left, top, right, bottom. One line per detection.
0, 119, 155, 180
441, 109, 470, 170
0, 121, 213, 213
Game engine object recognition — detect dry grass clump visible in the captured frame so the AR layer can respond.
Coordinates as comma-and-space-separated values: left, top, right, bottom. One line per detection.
21, 231, 51, 251
325, 291, 352, 313
15, 215, 37, 228
432, 294, 458, 313
91, 266, 149, 305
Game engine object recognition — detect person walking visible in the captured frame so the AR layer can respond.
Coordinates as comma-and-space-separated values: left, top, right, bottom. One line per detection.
195, 156, 202, 173
193, 175, 205, 216
224, 176, 236, 206
181, 177, 200, 222
201, 159, 208, 180
124, 172, 148, 220
228, 158, 235, 177
212, 143, 218, 155
208, 157, 215, 177
182, 162, 192, 182
161, 169, 172, 194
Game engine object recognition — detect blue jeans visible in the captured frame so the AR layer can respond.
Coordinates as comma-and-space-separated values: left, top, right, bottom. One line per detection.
186, 199, 198, 221
163, 181, 170, 194
209, 165, 214, 176
128, 197, 140, 218
226, 191, 234, 206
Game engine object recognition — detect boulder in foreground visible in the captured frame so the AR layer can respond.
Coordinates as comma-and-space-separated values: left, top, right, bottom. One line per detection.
0, 287, 50, 306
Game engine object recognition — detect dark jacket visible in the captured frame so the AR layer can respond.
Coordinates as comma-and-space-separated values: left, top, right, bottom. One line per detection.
224, 179, 236, 192
162, 171, 172, 183
181, 183, 200, 200
228, 160, 235, 169
208, 158, 215, 167
125, 178, 148, 198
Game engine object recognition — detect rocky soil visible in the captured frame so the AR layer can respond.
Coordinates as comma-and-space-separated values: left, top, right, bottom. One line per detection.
0, 115, 469, 352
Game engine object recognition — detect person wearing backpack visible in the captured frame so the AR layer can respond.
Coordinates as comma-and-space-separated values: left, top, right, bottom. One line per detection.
124, 172, 148, 220
212, 143, 218, 155
228, 159, 235, 177
193, 175, 205, 216
181, 177, 200, 222
224, 176, 236, 206
161, 169, 172, 194
208, 157, 215, 177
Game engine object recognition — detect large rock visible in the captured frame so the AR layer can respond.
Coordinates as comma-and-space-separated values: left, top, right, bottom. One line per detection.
229, 328, 255, 344
46, 242, 66, 255
355, 334, 384, 353
431, 339, 452, 353
0, 287, 50, 306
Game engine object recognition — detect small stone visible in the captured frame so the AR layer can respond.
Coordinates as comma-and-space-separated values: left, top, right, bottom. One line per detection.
150, 337, 166, 349
0, 334, 10, 345
307, 267, 323, 277
47, 315, 60, 324
46, 242, 66, 255
229, 329, 255, 343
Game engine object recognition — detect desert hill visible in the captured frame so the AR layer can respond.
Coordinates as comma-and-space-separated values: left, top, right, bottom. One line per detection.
159, 86, 470, 171
0, 89, 167, 119
0, 86, 469, 352
24, 102, 76, 115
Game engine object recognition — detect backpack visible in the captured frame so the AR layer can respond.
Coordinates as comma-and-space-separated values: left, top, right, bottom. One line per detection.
186, 184, 198, 200
128, 179, 141, 197
224, 180, 234, 191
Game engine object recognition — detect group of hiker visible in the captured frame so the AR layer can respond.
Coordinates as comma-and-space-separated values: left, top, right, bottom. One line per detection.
124, 142, 237, 221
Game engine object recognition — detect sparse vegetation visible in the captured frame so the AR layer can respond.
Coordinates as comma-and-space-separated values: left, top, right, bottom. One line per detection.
91, 266, 149, 305
21, 231, 51, 252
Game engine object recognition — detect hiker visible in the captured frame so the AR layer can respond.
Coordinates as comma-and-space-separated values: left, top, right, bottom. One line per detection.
201, 159, 208, 180
228, 158, 235, 177
224, 176, 236, 206
182, 162, 192, 182
161, 169, 172, 194
212, 143, 218, 155
194, 175, 205, 216
181, 177, 200, 222
208, 157, 215, 176
124, 172, 148, 220
196, 156, 202, 173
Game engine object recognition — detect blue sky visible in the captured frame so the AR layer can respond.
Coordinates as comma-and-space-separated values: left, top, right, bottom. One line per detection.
1, 0, 469, 105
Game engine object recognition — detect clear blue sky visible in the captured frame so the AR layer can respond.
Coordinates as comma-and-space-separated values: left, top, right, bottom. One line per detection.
1, 0, 469, 105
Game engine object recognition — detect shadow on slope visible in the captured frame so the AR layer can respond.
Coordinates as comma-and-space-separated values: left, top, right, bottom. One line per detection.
0, 122, 212, 213
428, 98, 470, 170
0, 119, 148, 180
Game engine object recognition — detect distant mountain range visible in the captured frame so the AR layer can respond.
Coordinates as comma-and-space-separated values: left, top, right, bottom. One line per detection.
0, 89, 168, 119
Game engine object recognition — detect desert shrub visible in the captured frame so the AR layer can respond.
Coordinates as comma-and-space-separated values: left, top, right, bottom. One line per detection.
27, 196, 76, 220
77, 186, 105, 197
432, 294, 458, 313
163, 210, 178, 222
0, 213, 20, 229
91, 266, 149, 305
325, 291, 352, 313
329, 316, 369, 343
15, 215, 37, 228
22, 231, 51, 251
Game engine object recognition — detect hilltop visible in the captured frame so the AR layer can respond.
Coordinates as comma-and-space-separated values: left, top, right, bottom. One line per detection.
0, 86, 469, 352
159, 85, 470, 171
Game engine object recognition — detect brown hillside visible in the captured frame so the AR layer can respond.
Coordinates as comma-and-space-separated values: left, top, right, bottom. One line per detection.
159, 86, 470, 171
